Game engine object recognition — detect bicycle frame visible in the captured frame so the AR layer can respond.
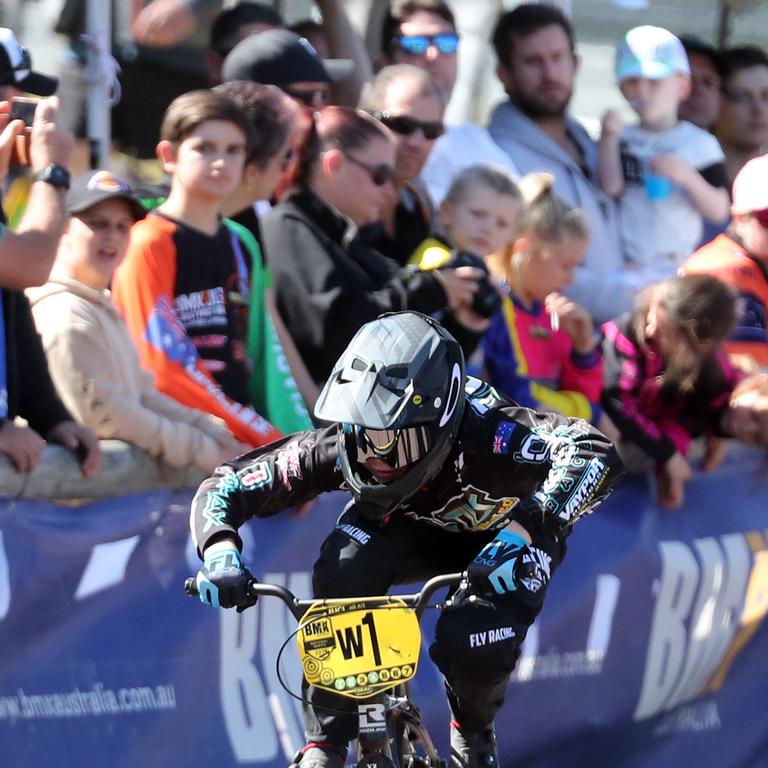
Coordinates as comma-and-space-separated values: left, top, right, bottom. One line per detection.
185, 573, 463, 767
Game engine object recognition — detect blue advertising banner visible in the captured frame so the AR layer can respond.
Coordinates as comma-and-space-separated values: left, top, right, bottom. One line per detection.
0, 449, 767, 767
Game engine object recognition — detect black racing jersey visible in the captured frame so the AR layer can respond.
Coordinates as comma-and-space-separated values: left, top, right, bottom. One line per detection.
191, 378, 625, 556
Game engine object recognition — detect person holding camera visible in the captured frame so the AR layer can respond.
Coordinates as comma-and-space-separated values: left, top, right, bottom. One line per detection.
0, 30, 98, 479
0, 28, 74, 289
407, 164, 522, 375
484, 173, 607, 428
261, 105, 486, 389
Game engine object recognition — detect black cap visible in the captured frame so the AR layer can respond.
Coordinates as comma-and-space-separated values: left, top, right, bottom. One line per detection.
0, 27, 58, 96
66, 170, 146, 221
679, 34, 725, 77
222, 29, 352, 87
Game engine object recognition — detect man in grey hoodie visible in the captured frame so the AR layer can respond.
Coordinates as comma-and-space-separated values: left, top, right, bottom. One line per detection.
488, 4, 638, 324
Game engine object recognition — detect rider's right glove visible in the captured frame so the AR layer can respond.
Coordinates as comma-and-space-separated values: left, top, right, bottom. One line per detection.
196, 546, 257, 610
467, 530, 552, 610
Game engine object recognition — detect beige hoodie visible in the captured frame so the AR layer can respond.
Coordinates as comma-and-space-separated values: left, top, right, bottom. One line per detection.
27, 272, 246, 473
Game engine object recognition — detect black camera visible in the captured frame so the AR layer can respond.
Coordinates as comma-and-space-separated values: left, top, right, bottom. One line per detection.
449, 250, 502, 319
10, 97, 39, 127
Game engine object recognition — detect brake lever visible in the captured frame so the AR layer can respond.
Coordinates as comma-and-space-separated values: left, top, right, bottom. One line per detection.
442, 579, 496, 612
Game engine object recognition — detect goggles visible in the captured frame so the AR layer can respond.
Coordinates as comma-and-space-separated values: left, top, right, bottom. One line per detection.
373, 112, 445, 141
348, 424, 432, 468
394, 33, 459, 56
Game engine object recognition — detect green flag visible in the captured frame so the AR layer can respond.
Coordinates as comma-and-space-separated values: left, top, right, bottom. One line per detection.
225, 219, 313, 433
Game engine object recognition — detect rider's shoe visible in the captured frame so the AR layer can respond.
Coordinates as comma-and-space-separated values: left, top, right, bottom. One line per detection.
449, 720, 499, 768
290, 742, 346, 768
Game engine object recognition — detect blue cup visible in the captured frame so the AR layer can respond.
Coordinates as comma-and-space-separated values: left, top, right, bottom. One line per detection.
644, 173, 671, 201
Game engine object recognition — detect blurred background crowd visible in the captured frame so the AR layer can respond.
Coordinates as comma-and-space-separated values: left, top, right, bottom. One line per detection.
0, 0, 766, 510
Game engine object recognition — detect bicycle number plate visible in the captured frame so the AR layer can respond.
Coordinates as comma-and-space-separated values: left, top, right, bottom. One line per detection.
297, 598, 421, 699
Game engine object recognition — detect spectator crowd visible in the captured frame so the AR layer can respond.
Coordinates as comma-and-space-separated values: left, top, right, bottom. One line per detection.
0, 0, 766, 510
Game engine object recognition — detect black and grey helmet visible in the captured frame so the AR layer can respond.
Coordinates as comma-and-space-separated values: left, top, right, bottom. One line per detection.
314, 311, 465, 518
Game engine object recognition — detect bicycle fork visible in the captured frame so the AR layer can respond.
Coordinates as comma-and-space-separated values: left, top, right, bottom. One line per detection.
355, 693, 398, 768
355, 688, 444, 768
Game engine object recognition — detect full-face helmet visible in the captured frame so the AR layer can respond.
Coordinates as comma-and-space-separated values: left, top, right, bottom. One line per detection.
314, 311, 465, 518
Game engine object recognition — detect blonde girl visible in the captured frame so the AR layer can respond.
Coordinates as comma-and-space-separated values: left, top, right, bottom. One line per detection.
483, 172, 600, 423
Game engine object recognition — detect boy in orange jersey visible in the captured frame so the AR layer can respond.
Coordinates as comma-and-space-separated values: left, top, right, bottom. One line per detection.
112, 89, 282, 447
681, 153, 768, 370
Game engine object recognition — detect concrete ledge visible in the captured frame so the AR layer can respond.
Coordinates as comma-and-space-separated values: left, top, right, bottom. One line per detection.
0, 441, 206, 500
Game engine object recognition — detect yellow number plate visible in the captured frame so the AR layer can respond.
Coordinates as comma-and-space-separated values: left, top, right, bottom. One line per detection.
297, 598, 422, 699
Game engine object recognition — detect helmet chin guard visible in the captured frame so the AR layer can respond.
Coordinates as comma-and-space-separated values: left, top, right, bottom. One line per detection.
315, 312, 465, 518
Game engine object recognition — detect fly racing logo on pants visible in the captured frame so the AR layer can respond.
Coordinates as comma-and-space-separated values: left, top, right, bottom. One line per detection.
469, 627, 516, 648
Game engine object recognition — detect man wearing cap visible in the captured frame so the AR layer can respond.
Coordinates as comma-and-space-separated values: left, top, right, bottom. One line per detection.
0, 27, 74, 289
681, 154, 768, 369
598, 24, 730, 288
222, 28, 354, 112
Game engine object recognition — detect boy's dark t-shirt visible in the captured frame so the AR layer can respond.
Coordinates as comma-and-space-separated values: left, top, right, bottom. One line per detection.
112, 211, 281, 447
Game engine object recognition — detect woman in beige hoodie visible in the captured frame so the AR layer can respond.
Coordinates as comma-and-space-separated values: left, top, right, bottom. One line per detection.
27, 170, 249, 473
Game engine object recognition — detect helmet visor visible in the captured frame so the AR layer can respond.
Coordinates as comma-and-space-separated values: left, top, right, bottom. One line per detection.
347, 424, 433, 468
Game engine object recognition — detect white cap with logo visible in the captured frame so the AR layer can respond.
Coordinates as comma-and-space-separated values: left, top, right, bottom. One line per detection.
615, 25, 691, 83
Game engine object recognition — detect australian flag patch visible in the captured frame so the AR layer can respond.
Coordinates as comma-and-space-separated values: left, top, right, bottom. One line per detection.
492, 421, 516, 454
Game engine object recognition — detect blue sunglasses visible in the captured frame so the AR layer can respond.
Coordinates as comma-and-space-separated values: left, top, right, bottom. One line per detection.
395, 33, 459, 56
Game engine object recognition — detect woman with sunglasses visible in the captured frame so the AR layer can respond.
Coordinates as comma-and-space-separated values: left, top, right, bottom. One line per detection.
261, 105, 486, 388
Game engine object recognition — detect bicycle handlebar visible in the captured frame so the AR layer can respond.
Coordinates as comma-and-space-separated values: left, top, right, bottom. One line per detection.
184, 572, 465, 621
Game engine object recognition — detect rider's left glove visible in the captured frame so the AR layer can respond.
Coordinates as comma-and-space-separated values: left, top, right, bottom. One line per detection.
467, 530, 551, 609
196, 546, 257, 610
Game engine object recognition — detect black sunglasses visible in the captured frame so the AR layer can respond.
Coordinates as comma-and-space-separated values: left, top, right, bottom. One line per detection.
343, 154, 396, 186
373, 112, 444, 141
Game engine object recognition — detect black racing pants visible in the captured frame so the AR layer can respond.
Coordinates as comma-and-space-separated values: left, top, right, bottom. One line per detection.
302, 503, 562, 749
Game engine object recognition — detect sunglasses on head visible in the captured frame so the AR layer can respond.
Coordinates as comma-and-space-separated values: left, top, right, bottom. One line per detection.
373, 111, 444, 141
343, 154, 396, 186
394, 32, 459, 56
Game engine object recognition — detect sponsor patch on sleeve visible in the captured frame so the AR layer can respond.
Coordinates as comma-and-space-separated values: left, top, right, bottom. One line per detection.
237, 462, 272, 489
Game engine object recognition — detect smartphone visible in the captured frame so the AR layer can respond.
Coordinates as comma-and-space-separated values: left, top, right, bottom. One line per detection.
10, 96, 39, 126
9, 97, 38, 166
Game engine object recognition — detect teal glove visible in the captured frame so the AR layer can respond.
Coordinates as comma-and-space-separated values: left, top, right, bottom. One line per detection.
196, 547, 256, 610
467, 530, 551, 608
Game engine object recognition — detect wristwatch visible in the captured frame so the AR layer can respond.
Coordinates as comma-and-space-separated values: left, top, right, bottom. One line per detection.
33, 163, 71, 190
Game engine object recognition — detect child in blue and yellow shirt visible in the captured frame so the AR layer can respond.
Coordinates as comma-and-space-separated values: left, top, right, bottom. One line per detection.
484, 172, 603, 424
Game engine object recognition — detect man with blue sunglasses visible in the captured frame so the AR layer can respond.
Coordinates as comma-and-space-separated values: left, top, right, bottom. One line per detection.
380, 0, 459, 109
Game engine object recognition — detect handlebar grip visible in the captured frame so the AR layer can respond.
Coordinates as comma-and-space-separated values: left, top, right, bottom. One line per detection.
184, 577, 198, 597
